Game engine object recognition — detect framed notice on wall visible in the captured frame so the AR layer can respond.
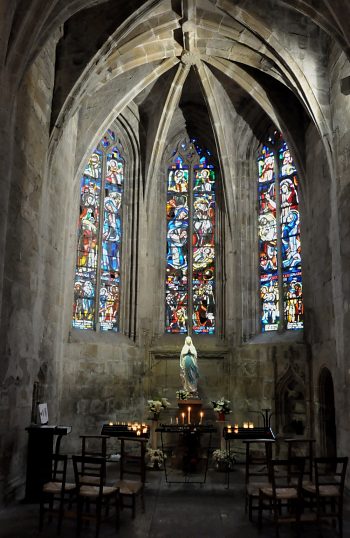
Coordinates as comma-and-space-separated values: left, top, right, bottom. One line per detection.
38, 403, 49, 425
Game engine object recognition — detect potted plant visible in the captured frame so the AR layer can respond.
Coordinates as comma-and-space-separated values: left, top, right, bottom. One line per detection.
211, 397, 232, 421
147, 397, 170, 420
176, 389, 190, 400
212, 449, 236, 472
146, 448, 166, 470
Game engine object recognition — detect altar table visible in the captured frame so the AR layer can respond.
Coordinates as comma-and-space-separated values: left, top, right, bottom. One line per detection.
156, 424, 217, 484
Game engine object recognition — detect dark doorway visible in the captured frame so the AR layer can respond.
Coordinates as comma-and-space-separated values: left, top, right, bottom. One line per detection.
319, 368, 337, 457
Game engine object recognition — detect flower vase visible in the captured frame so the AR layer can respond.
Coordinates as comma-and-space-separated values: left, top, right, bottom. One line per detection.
217, 411, 226, 422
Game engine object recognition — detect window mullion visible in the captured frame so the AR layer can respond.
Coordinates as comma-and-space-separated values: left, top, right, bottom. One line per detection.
274, 147, 284, 331
94, 150, 106, 331
188, 166, 194, 335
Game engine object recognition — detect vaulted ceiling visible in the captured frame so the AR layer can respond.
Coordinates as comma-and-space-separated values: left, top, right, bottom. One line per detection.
3, 0, 348, 183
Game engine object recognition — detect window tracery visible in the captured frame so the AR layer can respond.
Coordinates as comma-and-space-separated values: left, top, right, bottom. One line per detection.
165, 139, 216, 335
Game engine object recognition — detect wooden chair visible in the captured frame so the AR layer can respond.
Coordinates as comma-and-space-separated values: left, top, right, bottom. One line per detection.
258, 458, 305, 537
244, 440, 274, 521
114, 436, 147, 519
302, 456, 348, 538
284, 438, 315, 484
39, 453, 76, 534
80, 435, 109, 485
72, 455, 120, 538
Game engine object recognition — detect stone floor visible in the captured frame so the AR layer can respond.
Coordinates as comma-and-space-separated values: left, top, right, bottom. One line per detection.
0, 464, 349, 538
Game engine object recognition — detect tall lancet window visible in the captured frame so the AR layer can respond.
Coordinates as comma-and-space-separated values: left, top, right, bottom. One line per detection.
72, 129, 124, 332
165, 139, 216, 335
258, 134, 303, 332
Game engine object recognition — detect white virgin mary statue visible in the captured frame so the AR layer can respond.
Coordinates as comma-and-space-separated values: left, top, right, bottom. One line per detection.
180, 336, 199, 397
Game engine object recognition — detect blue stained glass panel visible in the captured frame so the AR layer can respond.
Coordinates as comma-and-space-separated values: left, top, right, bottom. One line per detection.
72, 152, 102, 330
193, 168, 215, 192
84, 150, 102, 178
99, 153, 124, 332
192, 268, 215, 334
283, 272, 303, 329
165, 143, 216, 335
258, 148, 275, 183
168, 168, 188, 192
258, 139, 303, 332
72, 130, 125, 332
260, 274, 279, 331
99, 274, 120, 331
192, 168, 216, 334
166, 168, 189, 333
279, 143, 297, 177
258, 182, 276, 216
259, 239, 278, 274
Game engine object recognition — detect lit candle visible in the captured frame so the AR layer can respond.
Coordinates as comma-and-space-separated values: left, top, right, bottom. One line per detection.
234, 428, 238, 434
188, 407, 191, 424
243, 422, 249, 429
200, 411, 204, 424
249, 422, 254, 429
176, 417, 179, 425
234, 424, 239, 429
137, 430, 141, 436
109, 422, 113, 426
170, 417, 173, 425
182, 412, 185, 424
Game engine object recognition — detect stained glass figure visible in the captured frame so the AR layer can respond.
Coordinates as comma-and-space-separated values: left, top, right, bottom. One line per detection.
279, 142, 297, 177
258, 138, 303, 332
258, 147, 275, 183
166, 140, 216, 335
165, 166, 189, 333
72, 129, 124, 332
283, 272, 303, 329
261, 274, 280, 331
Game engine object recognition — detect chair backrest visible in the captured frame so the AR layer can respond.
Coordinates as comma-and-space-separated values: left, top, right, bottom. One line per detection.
269, 458, 305, 496
314, 456, 348, 493
244, 440, 274, 484
119, 437, 147, 484
285, 438, 315, 481
72, 455, 106, 495
80, 435, 109, 479
51, 453, 68, 484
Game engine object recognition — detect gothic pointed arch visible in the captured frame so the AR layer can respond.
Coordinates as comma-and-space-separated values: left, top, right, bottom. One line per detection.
165, 137, 222, 336
71, 115, 140, 339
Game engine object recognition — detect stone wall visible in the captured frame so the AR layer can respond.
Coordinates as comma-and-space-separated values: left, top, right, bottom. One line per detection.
1, 0, 350, 506
0, 33, 59, 503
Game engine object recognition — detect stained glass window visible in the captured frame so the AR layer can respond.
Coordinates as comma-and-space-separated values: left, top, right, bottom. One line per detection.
72, 129, 124, 332
166, 139, 216, 335
258, 137, 303, 332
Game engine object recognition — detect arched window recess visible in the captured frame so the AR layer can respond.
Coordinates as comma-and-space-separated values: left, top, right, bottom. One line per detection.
72, 125, 138, 336
257, 131, 304, 333
165, 138, 219, 336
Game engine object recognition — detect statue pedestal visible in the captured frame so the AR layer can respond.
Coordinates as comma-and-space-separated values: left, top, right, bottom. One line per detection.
177, 399, 203, 424
150, 419, 158, 449
216, 420, 228, 450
